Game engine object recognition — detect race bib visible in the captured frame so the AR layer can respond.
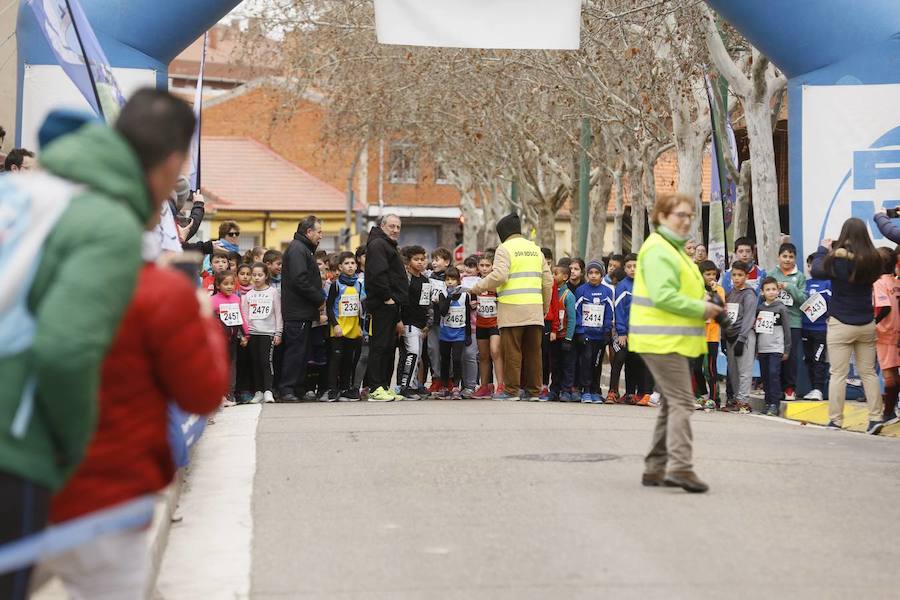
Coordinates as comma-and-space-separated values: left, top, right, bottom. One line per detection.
558, 308, 565, 324
778, 289, 794, 306
477, 295, 497, 318
800, 292, 827, 323
726, 302, 740, 322
583, 302, 605, 328
247, 292, 273, 321
339, 295, 360, 317
444, 305, 466, 328
430, 279, 447, 302
219, 303, 243, 327
419, 282, 432, 306
755, 310, 775, 334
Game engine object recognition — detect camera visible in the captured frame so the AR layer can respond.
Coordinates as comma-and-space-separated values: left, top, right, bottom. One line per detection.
887, 207, 900, 219
708, 287, 740, 341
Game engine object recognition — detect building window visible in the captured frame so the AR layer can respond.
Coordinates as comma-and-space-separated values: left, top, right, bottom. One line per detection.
389, 142, 418, 184
434, 161, 451, 185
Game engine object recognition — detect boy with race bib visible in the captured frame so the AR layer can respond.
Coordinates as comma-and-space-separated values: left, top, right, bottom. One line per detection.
755, 278, 792, 416
324, 252, 365, 402
398, 246, 432, 399
771, 243, 807, 400
474, 254, 503, 398
800, 253, 831, 401
242, 263, 283, 404
574, 260, 615, 403
724, 262, 758, 412
435, 267, 473, 399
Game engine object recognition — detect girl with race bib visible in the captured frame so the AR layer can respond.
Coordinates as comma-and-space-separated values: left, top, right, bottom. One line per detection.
211, 270, 249, 406
436, 267, 473, 399
873, 248, 900, 425
242, 263, 283, 404
474, 254, 503, 398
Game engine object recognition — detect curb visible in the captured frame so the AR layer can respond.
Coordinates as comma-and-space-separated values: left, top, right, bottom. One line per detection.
780, 400, 900, 437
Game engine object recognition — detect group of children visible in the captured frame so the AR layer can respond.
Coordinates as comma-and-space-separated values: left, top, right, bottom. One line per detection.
201, 231, 898, 424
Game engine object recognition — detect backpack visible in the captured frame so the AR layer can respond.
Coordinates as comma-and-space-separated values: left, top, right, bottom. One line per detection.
0, 172, 79, 437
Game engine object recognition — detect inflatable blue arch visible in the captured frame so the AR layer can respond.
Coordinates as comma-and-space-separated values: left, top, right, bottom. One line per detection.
705, 0, 900, 257
15, 0, 242, 145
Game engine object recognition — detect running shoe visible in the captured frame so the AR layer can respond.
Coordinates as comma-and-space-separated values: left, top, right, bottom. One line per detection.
263, 391, 275, 403
803, 389, 823, 401
368, 387, 395, 402
635, 394, 651, 407
738, 403, 751, 414
559, 391, 572, 402
339, 389, 360, 402
591, 393, 603, 404
606, 391, 619, 404
581, 392, 592, 403
784, 387, 796, 401
250, 391, 264, 404
765, 404, 778, 417
472, 384, 492, 399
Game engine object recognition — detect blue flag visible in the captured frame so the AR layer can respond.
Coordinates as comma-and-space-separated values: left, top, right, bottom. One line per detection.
28, 0, 125, 121
188, 32, 208, 192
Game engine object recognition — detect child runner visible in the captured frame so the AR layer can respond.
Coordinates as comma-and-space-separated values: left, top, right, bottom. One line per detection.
436, 267, 473, 399
474, 254, 503, 398
568, 257, 585, 294
236, 263, 253, 296
756, 278, 792, 416
325, 251, 364, 402
399, 246, 431, 399
724, 261, 758, 412
700, 260, 726, 409
234, 262, 255, 402
227, 251, 241, 274
721, 237, 767, 293
263, 249, 283, 292
575, 260, 614, 403
211, 270, 249, 406
874, 247, 900, 424
771, 242, 807, 399
426, 247, 452, 392
801, 253, 831, 400
203, 249, 230, 294
242, 263, 282, 403
550, 265, 577, 401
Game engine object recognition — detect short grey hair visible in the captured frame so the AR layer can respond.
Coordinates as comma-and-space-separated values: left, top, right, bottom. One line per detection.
380, 213, 401, 226
298, 215, 321, 235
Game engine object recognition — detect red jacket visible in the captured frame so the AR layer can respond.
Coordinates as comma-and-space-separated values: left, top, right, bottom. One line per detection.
544, 280, 561, 332
50, 264, 229, 523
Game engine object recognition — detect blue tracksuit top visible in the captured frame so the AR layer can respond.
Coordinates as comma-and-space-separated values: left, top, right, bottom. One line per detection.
614, 277, 634, 337
802, 278, 832, 333
575, 282, 614, 340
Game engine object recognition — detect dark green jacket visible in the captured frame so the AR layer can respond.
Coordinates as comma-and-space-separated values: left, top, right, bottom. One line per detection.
0, 123, 151, 490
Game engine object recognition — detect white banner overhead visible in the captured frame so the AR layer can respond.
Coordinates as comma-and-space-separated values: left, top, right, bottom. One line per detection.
374, 0, 582, 50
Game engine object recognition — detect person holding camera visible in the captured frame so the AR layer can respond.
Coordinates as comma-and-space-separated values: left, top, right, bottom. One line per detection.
629, 194, 723, 494
874, 208, 900, 244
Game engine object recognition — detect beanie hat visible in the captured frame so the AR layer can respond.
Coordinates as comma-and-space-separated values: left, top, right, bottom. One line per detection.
586, 259, 605, 274
38, 109, 101, 150
496, 213, 521, 242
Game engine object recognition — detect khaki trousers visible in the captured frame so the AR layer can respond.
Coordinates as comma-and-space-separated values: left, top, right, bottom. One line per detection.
641, 352, 696, 473
827, 318, 883, 425
501, 325, 544, 397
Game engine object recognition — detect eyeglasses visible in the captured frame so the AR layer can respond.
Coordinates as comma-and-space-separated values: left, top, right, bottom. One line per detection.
226, 231, 240, 238
670, 211, 695, 220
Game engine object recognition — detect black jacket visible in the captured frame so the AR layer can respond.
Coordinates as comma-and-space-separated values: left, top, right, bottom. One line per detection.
282, 231, 325, 321
364, 225, 409, 310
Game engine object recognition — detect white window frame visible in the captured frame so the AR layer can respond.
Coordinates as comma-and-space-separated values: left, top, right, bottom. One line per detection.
388, 142, 418, 184
434, 160, 451, 185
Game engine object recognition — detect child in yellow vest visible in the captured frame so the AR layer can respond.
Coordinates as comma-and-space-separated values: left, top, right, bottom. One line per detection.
324, 252, 364, 401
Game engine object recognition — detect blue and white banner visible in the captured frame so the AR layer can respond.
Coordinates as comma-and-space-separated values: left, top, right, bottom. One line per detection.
374, 0, 581, 49
801, 84, 900, 260
188, 32, 208, 192
168, 403, 206, 468
27, 0, 126, 121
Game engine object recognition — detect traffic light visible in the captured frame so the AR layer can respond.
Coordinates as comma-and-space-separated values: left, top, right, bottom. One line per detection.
340, 227, 351, 249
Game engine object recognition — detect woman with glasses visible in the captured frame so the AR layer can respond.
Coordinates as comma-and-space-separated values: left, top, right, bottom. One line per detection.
628, 194, 724, 493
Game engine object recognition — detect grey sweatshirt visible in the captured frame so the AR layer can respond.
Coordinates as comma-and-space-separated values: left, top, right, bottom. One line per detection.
242, 286, 283, 336
725, 286, 759, 344
755, 300, 792, 355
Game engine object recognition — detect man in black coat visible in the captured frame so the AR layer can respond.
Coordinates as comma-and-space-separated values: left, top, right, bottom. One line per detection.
279, 215, 325, 401
365, 214, 410, 401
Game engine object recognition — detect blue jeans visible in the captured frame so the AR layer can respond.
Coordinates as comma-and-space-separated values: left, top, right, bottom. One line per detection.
758, 352, 783, 408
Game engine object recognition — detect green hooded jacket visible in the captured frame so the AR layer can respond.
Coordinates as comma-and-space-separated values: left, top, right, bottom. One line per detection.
0, 123, 152, 490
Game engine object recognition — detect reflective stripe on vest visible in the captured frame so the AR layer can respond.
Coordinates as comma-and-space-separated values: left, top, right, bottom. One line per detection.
497, 237, 544, 305
629, 232, 706, 357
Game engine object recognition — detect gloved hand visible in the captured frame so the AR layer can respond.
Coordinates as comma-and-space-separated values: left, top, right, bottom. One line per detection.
734, 341, 745, 357
721, 343, 728, 356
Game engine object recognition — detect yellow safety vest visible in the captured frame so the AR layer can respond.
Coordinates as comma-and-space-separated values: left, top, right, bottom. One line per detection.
630, 232, 707, 357
497, 236, 544, 306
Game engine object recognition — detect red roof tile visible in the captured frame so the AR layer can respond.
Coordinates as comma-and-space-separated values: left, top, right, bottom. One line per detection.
197, 137, 347, 213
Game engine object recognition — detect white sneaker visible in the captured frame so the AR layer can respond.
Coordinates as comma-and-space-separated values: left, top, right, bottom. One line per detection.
649, 392, 661, 407
263, 391, 275, 403
803, 389, 823, 401
250, 391, 264, 404
221, 396, 236, 408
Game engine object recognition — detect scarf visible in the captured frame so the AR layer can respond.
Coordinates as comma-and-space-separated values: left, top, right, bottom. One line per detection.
338, 273, 359, 287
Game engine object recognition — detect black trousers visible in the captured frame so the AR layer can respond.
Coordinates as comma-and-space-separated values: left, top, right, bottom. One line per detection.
248, 334, 275, 393
610, 345, 626, 393
0, 472, 50, 600
803, 329, 829, 392
578, 337, 607, 394
279, 319, 312, 396
440, 340, 465, 388
366, 304, 400, 390
550, 339, 575, 392
328, 336, 363, 393
625, 350, 653, 396
781, 327, 803, 390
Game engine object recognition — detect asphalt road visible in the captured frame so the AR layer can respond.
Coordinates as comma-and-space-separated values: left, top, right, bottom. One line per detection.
245, 400, 900, 599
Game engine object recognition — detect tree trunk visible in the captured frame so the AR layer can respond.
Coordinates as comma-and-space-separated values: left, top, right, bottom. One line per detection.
628, 164, 646, 251
535, 202, 556, 250
586, 170, 612, 260
744, 102, 781, 271
733, 159, 752, 241
612, 169, 625, 254
675, 135, 706, 241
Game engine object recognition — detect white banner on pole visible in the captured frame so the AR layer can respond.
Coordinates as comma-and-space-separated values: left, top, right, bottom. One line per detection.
801, 84, 900, 260
374, 0, 581, 50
